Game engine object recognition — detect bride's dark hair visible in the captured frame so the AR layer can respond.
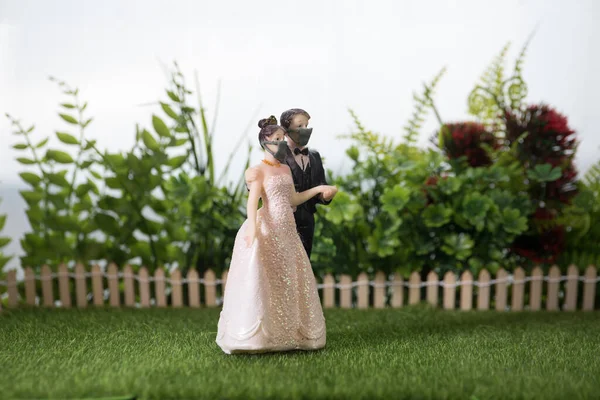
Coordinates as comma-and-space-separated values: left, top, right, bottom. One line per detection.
258, 115, 284, 147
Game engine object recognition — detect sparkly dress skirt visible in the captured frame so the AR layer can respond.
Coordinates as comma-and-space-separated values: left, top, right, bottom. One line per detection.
216, 174, 326, 354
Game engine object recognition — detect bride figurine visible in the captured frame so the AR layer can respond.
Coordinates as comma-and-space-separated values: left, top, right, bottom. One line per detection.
216, 115, 336, 354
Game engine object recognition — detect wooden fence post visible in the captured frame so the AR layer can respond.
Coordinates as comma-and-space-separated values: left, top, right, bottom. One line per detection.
154, 268, 166, 308
546, 265, 560, 311
75, 263, 87, 308
582, 265, 597, 311
58, 264, 71, 308
357, 272, 369, 309
409, 272, 420, 305
391, 272, 403, 308
443, 272, 455, 310
373, 271, 386, 309
188, 269, 200, 308
107, 263, 120, 307
564, 264, 578, 311
25, 267, 35, 306
511, 267, 525, 311
477, 269, 490, 310
529, 266, 543, 311
323, 274, 335, 308
138, 267, 150, 308
426, 271, 438, 307
460, 270, 473, 311
123, 265, 135, 307
340, 275, 352, 308
92, 264, 104, 307
171, 269, 183, 308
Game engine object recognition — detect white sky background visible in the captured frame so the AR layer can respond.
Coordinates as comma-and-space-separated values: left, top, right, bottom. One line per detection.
0, 0, 599, 269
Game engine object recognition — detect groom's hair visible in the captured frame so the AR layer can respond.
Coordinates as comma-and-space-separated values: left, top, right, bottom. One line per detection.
280, 108, 311, 131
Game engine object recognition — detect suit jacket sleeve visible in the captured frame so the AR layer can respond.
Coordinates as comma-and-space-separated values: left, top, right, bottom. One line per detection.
312, 150, 332, 206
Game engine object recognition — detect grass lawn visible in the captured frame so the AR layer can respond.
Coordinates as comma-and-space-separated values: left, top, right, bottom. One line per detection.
1, 306, 599, 400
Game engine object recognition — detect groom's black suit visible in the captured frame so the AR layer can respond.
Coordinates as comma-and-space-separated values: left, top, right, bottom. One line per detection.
284, 146, 331, 258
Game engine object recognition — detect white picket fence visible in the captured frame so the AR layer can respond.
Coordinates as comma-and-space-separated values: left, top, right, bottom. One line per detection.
0, 263, 598, 311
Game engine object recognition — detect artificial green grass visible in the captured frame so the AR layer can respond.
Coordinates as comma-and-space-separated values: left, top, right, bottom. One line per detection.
1, 306, 599, 400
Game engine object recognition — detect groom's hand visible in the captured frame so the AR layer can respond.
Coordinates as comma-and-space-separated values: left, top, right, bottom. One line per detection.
322, 186, 338, 201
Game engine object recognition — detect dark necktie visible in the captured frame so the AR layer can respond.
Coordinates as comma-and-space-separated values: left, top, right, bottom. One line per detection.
294, 147, 309, 156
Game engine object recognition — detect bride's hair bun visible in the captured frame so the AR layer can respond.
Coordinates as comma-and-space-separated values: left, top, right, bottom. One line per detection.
258, 115, 278, 129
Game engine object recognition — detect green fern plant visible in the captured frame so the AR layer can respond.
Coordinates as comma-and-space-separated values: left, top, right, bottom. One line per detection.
403, 66, 447, 144
0, 196, 12, 275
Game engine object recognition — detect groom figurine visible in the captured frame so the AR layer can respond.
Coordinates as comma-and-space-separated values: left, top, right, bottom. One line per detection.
280, 108, 337, 258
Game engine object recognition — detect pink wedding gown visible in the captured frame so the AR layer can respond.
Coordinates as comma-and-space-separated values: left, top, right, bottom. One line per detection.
216, 174, 326, 354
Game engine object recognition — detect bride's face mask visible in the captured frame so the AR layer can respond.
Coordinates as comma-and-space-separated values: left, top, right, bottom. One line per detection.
261, 130, 288, 162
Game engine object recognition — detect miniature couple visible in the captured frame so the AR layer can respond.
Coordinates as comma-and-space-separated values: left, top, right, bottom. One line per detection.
216, 109, 337, 354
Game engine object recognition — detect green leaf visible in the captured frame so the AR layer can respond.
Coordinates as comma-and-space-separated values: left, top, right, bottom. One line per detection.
83, 118, 93, 128
12, 143, 28, 150
502, 208, 528, 235
346, 146, 359, 162
169, 138, 188, 147
45, 171, 70, 187
60, 103, 76, 109
167, 155, 187, 169
19, 172, 42, 186
94, 213, 121, 236
167, 91, 181, 102
56, 131, 79, 145
46, 149, 74, 164
16, 157, 36, 165
90, 170, 102, 180
84, 139, 97, 150
36, 137, 50, 148
59, 113, 78, 124
381, 184, 411, 215
19, 190, 44, 206
527, 163, 562, 182
161, 102, 179, 120
0, 237, 10, 248
438, 177, 461, 195
105, 177, 122, 189
462, 192, 493, 219
0, 215, 6, 231
142, 130, 161, 152
422, 204, 453, 228
441, 233, 474, 260
152, 115, 170, 138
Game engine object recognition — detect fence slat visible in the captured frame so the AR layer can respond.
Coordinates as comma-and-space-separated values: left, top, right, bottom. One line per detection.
41, 265, 53, 307
409, 272, 420, 305
221, 270, 228, 296
75, 263, 87, 308
25, 267, 35, 306
323, 274, 335, 308
58, 264, 71, 308
204, 269, 216, 307
7, 269, 17, 307
107, 263, 120, 307
154, 268, 166, 308
460, 270, 473, 311
189, 269, 200, 308
477, 269, 490, 310
340, 275, 352, 308
138, 267, 150, 308
92, 264, 104, 307
546, 265, 560, 311
427, 271, 438, 306
124, 265, 135, 307
529, 266, 542, 311
391, 272, 403, 308
443, 272, 455, 310
495, 268, 508, 311
171, 269, 183, 308
564, 264, 578, 311
357, 272, 369, 309
373, 271, 386, 309
511, 267, 525, 311
583, 265, 597, 311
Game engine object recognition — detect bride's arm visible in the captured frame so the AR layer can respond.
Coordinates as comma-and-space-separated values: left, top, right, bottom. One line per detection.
245, 167, 262, 246
289, 169, 327, 206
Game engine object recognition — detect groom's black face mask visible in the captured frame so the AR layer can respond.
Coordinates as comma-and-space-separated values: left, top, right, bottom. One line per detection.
286, 128, 313, 147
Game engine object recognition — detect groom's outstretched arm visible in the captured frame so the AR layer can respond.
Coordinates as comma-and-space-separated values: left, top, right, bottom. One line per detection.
313, 151, 333, 206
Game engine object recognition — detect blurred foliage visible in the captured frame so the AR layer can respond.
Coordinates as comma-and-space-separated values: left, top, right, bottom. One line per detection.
7, 63, 250, 277
0, 196, 12, 275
